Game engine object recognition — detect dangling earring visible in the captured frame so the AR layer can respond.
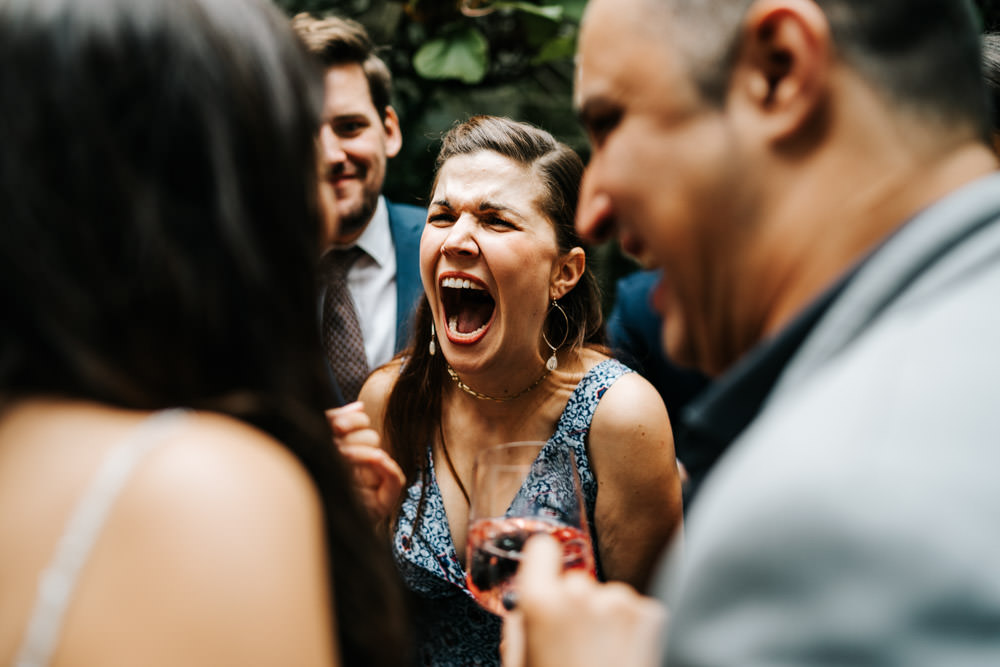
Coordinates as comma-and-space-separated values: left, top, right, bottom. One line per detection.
429, 321, 437, 356
542, 299, 569, 371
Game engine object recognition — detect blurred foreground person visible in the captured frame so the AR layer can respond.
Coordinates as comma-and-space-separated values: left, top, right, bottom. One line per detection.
507, 0, 1000, 664
0, 0, 408, 664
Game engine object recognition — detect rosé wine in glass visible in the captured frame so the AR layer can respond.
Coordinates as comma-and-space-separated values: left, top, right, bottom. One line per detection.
464, 441, 595, 616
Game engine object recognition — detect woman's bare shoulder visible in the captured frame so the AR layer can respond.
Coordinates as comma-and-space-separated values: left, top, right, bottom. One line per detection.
591, 370, 671, 438
357, 358, 405, 428
582, 362, 677, 475
126, 410, 324, 542
101, 411, 336, 664
361, 359, 405, 396
3, 404, 337, 665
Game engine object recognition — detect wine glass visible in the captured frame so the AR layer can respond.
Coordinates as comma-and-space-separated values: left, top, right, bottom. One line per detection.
465, 440, 595, 616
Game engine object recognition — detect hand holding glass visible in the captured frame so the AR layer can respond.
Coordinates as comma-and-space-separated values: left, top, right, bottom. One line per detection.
465, 441, 596, 616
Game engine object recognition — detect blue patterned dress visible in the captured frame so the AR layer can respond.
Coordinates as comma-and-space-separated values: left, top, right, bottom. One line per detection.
392, 359, 632, 666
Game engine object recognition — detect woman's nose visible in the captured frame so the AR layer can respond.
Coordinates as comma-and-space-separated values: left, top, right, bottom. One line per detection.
441, 216, 479, 257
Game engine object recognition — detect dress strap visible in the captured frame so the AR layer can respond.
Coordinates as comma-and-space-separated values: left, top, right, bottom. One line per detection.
549, 358, 632, 579
14, 408, 190, 667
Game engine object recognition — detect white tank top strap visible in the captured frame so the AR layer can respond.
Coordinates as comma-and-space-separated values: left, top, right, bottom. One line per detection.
14, 408, 191, 667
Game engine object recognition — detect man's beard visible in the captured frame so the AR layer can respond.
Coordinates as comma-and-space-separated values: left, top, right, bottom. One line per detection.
335, 189, 379, 241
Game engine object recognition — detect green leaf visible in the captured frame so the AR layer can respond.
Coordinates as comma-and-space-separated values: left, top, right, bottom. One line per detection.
556, 0, 588, 22
521, 12, 561, 49
494, 1, 563, 21
413, 26, 489, 84
532, 32, 577, 64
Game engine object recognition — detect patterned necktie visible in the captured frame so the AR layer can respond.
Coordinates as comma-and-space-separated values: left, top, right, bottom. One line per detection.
320, 246, 369, 402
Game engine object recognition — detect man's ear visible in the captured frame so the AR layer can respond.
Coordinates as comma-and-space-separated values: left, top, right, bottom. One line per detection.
730, 0, 831, 142
550, 247, 586, 300
383, 105, 402, 158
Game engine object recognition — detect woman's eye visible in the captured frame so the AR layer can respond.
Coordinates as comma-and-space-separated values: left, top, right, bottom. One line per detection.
487, 217, 514, 229
427, 213, 453, 225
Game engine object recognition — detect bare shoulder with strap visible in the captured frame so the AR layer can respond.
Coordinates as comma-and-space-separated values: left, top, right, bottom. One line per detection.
13, 409, 190, 667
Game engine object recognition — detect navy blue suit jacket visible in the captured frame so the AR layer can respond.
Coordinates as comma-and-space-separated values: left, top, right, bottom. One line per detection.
387, 199, 426, 354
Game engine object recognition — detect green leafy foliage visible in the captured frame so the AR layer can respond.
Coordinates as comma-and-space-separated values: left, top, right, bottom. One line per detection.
493, 1, 563, 21
413, 25, 489, 83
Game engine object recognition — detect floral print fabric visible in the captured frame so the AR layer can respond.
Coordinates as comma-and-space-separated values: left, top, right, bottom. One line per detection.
392, 359, 632, 666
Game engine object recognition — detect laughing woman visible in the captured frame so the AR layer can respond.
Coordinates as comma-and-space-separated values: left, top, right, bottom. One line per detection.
356, 116, 683, 666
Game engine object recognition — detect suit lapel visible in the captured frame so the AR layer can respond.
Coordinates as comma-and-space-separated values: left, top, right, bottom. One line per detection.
386, 199, 426, 352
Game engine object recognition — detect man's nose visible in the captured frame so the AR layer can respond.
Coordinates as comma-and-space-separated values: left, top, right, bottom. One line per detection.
319, 125, 347, 164
575, 168, 615, 244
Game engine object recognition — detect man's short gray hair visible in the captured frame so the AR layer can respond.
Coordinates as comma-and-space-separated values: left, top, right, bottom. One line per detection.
637, 0, 987, 137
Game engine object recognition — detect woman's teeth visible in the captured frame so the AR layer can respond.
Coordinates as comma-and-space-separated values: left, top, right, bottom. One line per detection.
439, 275, 494, 338
440, 276, 485, 291
447, 315, 488, 337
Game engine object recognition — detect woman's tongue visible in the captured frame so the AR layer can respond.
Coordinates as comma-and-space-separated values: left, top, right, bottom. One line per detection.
449, 302, 491, 335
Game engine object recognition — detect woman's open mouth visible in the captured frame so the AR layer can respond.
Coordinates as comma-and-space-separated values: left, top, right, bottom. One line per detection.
439, 273, 496, 344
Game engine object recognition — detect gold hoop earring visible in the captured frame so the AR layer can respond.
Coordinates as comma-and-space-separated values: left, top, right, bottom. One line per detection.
541, 299, 569, 371
429, 321, 437, 356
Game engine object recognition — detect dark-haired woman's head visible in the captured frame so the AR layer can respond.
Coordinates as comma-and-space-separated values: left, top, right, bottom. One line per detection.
0, 0, 326, 409
0, 1, 409, 663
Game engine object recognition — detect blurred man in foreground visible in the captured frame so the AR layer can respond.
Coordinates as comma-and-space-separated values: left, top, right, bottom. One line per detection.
507, 0, 1000, 664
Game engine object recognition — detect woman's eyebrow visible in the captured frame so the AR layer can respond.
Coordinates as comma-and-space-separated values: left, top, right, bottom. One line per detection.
478, 201, 518, 215
430, 198, 522, 218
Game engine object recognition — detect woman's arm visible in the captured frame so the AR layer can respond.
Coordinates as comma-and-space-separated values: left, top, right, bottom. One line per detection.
587, 372, 683, 592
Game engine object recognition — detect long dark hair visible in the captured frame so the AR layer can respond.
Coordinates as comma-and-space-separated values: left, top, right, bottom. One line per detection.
384, 115, 604, 499
0, 0, 408, 663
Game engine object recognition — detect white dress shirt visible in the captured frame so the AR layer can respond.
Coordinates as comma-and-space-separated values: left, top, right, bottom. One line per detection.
330, 196, 398, 371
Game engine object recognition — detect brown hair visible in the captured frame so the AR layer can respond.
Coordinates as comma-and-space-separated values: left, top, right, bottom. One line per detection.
384, 115, 604, 517
290, 13, 392, 120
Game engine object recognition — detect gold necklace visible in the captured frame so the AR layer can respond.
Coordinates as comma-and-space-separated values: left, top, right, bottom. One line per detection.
446, 363, 549, 403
